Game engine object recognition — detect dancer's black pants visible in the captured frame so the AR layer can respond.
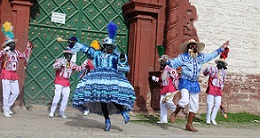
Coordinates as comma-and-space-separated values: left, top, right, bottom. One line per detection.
101, 102, 124, 119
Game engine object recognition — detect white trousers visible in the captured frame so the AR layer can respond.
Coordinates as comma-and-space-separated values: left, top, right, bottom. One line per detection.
178, 89, 199, 113
159, 93, 176, 122
50, 84, 70, 114
206, 94, 222, 121
2, 79, 20, 113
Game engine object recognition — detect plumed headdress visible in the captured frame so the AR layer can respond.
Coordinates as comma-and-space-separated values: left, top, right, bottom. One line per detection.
1, 21, 17, 47
102, 22, 118, 46
157, 45, 168, 62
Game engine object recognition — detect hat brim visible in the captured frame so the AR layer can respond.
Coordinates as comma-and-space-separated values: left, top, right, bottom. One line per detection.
102, 43, 116, 46
215, 59, 228, 66
63, 50, 74, 54
158, 57, 164, 62
2, 39, 18, 47
179, 41, 205, 53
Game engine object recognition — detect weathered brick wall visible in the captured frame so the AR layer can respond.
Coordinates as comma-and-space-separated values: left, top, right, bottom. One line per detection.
190, 0, 260, 114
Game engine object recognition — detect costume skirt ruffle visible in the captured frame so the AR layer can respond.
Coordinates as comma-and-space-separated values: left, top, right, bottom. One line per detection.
72, 67, 136, 114
179, 78, 200, 93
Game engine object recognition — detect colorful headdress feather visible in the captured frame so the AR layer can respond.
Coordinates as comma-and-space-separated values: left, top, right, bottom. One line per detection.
90, 40, 101, 50
156, 45, 165, 57
103, 22, 118, 45
2, 22, 12, 32
215, 47, 230, 66
1, 21, 14, 39
107, 22, 118, 39
1, 21, 17, 47
220, 47, 230, 59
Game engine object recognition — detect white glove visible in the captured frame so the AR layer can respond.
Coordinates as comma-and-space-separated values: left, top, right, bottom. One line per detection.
152, 76, 159, 82
4, 46, 10, 51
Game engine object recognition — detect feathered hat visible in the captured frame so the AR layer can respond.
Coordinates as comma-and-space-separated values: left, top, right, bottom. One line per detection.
1, 21, 18, 47
215, 47, 229, 66
179, 39, 205, 53
157, 45, 169, 62
102, 22, 118, 46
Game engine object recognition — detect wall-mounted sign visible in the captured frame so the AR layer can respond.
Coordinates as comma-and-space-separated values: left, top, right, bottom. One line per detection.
51, 12, 66, 24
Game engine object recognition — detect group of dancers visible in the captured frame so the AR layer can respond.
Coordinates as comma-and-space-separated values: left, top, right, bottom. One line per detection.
49, 22, 136, 131
153, 39, 229, 132
1, 21, 229, 132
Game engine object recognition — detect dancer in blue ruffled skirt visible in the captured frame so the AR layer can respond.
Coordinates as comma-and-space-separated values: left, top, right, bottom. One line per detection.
68, 22, 136, 131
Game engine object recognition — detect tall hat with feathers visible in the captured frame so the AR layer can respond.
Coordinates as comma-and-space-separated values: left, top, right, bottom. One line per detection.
102, 22, 118, 46
215, 47, 229, 66
1, 21, 18, 47
157, 45, 168, 62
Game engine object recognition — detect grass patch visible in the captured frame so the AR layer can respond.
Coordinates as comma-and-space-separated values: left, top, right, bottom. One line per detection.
131, 112, 260, 129
198, 112, 260, 124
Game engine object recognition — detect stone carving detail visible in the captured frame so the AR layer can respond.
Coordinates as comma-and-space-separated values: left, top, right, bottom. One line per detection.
164, 0, 199, 57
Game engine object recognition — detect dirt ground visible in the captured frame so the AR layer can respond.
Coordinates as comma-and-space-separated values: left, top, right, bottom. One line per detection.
0, 105, 259, 138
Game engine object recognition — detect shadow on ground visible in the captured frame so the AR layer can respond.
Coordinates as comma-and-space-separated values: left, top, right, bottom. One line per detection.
64, 114, 123, 131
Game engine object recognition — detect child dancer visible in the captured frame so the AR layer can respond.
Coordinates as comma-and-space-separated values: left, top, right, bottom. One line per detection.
152, 55, 179, 124
49, 48, 93, 118
203, 47, 229, 125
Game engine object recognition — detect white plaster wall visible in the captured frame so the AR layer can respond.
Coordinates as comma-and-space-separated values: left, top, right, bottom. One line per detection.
189, 0, 260, 74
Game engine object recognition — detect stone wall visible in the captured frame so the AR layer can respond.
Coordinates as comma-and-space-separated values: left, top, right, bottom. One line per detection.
189, 0, 260, 114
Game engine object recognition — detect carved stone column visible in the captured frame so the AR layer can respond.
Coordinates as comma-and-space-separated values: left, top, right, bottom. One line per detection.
123, 1, 162, 112
164, 0, 199, 57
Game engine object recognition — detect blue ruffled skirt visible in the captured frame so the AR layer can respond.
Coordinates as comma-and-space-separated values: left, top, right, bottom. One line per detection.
179, 78, 201, 93
72, 67, 136, 114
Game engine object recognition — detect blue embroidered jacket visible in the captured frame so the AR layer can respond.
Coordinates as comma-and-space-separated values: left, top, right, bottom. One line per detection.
71, 42, 130, 73
166, 47, 224, 82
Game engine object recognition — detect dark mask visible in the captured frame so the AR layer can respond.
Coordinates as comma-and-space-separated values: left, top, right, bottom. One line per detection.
102, 44, 116, 54
68, 36, 78, 49
6, 42, 16, 51
217, 62, 227, 70
187, 43, 198, 53
64, 53, 73, 61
